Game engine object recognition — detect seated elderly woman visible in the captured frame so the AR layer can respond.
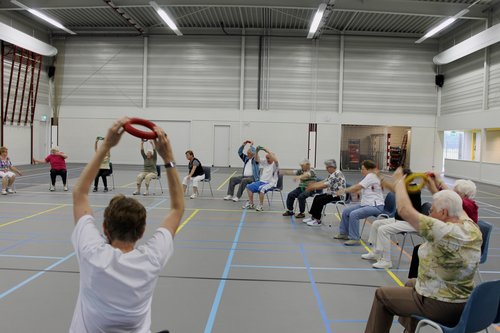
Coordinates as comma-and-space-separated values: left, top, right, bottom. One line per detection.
33, 146, 68, 191
0, 146, 22, 194
364, 167, 482, 333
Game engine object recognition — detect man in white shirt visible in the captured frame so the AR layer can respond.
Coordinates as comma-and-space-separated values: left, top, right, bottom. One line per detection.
70, 117, 184, 333
242, 146, 279, 212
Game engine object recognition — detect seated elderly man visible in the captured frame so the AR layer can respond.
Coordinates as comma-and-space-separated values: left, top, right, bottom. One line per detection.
364, 167, 482, 333
281, 158, 317, 219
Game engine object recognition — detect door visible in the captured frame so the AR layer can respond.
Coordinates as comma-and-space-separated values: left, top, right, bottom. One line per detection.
213, 125, 230, 167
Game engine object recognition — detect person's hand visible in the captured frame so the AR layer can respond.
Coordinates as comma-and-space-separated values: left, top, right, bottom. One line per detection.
103, 117, 128, 149
293, 176, 299, 182
16, 170, 22, 176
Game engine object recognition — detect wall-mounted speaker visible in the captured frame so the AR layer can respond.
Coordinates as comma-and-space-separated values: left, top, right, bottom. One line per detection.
435, 74, 444, 87
48, 65, 56, 78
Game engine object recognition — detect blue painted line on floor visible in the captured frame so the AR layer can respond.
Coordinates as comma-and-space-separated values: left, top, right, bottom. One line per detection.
175, 245, 299, 253
0, 254, 64, 260
291, 216, 297, 229
299, 244, 332, 333
0, 252, 75, 300
231, 263, 410, 272
204, 209, 247, 333
0, 235, 39, 254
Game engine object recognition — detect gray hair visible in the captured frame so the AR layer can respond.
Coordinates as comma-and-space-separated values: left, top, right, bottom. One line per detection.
300, 158, 310, 165
454, 179, 476, 199
432, 190, 464, 217
324, 159, 337, 168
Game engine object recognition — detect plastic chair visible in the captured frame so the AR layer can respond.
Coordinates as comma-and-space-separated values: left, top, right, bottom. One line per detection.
477, 220, 493, 282
200, 166, 213, 196
360, 192, 396, 237
151, 165, 163, 195
266, 174, 285, 209
395, 202, 431, 269
414, 279, 500, 333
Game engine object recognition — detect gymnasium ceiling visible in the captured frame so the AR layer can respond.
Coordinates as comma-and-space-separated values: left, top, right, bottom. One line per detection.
1, 0, 499, 41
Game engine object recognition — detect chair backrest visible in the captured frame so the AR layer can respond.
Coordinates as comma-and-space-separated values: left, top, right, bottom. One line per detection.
420, 202, 432, 216
108, 162, 113, 175
455, 280, 500, 332
275, 173, 283, 190
477, 220, 493, 264
382, 192, 396, 217
202, 166, 211, 181
156, 165, 161, 178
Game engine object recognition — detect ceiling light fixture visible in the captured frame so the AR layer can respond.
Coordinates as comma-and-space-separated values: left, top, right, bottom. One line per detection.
149, 1, 182, 36
10, 0, 76, 35
307, 3, 328, 39
415, 9, 469, 44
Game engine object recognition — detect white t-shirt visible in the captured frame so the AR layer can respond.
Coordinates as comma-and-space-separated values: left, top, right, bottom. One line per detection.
359, 172, 384, 206
70, 215, 174, 333
259, 157, 278, 186
243, 158, 254, 177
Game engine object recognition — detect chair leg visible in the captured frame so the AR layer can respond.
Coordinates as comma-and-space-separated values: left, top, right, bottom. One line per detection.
279, 192, 285, 209
397, 233, 408, 269
266, 193, 271, 207
209, 181, 213, 196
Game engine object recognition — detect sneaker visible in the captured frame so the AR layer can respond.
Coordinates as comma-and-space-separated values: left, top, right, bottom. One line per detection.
372, 259, 393, 269
190, 193, 197, 199
307, 219, 322, 227
255, 204, 263, 212
143, 191, 150, 196
344, 239, 361, 246
231, 196, 239, 202
1, 189, 7, 195
282, 210, 294, 216
132, 191, 140, 195
223, 195, 232, 200
49, 185, 55, 192
64, 186, 68, 191
93, 187, 98, 192
361, 252, 379, 260
303, 217, 313, 223
333, 233, 349, 240
6, 188, 14, 194
295, 212, 306, 218
242, 202, 254, 209
103, 187, 108, 192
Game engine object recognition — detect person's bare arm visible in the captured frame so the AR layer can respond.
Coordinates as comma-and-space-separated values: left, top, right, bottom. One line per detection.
393, 167, 422, 230
73, 118, 128, 224
32, 157, 47, 164
306, 181, 327, 192
58, 152, 68, 159
153, 128, 185, 236
10, 165, 22, 176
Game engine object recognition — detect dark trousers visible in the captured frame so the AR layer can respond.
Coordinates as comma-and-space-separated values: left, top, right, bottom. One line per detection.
227, 176, 254, 198
308, 193, 342, 220
50, 169, 67, 186
286, 187, 315, 213
94, 169, 111, 188
408, 244, 421, 279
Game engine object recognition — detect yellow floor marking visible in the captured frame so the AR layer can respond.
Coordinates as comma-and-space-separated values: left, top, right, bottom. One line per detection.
0, 204, 68, 229
361, 238, 404, 287
176, 209, 200, 233
217, 171, 237, 191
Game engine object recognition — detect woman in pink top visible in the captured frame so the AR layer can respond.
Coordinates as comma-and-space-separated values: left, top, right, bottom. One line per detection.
33, 146, 68, 191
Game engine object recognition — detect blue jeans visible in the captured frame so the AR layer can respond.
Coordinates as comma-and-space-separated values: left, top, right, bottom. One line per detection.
339, 204, 384, 240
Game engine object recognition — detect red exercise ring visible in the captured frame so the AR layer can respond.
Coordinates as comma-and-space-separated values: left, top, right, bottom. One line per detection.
123, 118, 158, 140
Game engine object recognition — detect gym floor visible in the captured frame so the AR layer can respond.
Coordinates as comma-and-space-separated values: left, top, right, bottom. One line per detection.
1, 163, 499, 332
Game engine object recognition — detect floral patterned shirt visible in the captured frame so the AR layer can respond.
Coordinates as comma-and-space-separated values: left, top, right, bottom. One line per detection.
415, 215, 482, 303
324, 170, 346, 196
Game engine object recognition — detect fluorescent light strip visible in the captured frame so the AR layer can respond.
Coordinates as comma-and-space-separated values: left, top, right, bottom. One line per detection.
307, 3, 328, 39
415, 9, 469, 44
11, 0, 76, 35
149, 1, 182, 36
